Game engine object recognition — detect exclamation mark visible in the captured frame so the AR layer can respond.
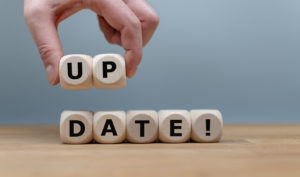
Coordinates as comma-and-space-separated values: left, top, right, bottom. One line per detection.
206, 119, 211, 136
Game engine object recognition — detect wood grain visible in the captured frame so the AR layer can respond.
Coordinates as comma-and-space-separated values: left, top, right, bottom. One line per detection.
0, 124, 300, 177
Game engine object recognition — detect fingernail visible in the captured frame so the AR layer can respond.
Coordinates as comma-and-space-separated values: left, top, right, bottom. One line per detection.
46, 65, 55, 85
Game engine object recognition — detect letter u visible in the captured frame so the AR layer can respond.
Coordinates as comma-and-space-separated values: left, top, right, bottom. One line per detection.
67, 62, 83, 79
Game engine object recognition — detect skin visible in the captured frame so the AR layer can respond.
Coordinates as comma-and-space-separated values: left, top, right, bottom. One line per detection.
24, 0, 159, 85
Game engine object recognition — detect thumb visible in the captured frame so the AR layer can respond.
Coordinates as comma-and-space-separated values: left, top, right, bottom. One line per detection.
25, 9, 63, 85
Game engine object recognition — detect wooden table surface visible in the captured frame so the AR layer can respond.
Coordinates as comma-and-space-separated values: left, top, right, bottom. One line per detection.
0, 124, 300, 177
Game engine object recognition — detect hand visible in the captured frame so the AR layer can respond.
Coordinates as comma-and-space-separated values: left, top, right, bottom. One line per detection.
24, 0, 159, 85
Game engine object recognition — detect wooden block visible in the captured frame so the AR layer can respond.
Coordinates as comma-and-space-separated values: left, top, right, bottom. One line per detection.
60, 110, 93, 144
190, 110, 223, 143
158, 110, 191, 143
59, 54, 93, 90
126, 110, 158, 143
93, 111, 126, 144
93, 54, 126, 89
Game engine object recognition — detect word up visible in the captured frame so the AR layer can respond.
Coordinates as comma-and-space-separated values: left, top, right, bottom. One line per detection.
60, 110, 223, 144
59, 54, 126, 90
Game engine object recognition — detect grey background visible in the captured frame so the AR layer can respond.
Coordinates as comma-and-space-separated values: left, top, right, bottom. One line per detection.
0, 0, 299, 124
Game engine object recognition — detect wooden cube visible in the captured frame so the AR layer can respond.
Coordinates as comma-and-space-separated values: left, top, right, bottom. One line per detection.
59, 54, 93, 90
93, 111, 126, 144
190, 110, 223, 143
126, 110, 158, 143
60, 110, 93, 144
93, 54, 126, 89
158, 110, 191, 143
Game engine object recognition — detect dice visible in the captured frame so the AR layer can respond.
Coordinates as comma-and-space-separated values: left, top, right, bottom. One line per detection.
59, 54, 126, 90
59, 55, 93, 90
126, 110, 158, 143
93, 111, 126, 144
60, 110, 93, 144
93, 54, 126, 89
190, 110, 223, 143
60, 110, 223, 144
158, 110, 191, 143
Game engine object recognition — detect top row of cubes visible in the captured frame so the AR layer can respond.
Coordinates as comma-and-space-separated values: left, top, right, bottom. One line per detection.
59, 54, 126, 90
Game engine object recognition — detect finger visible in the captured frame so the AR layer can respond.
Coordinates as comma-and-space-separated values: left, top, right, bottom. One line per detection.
124, 0, 159, 46
97, 15, 121, 46
24, 6, 63, 85
87, 0, 143, 78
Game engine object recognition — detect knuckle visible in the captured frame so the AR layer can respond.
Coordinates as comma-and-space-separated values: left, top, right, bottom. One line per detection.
145, 12, 160, 27
24, 3, 47, 21
129, 18, 141, 30
38, 44, 56, 64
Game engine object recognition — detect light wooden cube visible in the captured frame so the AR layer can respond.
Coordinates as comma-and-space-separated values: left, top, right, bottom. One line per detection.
93, 111, 126, 144
190, 110, 223, 143
93, 54, 126, 89
126, 110, 158, 143
158, 110, 191, 143
59, 54, 93, 90
60, 110, 93, 144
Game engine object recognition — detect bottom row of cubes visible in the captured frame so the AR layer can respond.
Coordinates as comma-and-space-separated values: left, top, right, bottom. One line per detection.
60, 110, 223, 144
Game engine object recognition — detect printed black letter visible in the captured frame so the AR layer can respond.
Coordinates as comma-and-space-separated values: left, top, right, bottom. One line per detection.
101, 119, 118, 136
135, 120, 150, 137
103, 61, 117, 78
170, 120, 182, 136
69, 120, 85, 137
67, 62, 83, 79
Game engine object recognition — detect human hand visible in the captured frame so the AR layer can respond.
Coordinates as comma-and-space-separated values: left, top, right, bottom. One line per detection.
24, 0, 159, 85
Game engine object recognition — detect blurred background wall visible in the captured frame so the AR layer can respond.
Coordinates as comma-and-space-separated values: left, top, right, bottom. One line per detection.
0, 0, 299, 124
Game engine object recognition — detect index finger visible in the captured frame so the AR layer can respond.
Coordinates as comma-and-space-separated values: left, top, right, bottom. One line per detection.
87, 0, 143, 78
